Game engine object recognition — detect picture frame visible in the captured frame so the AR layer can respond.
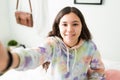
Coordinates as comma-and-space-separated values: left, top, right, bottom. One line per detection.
74, 0, 102, 5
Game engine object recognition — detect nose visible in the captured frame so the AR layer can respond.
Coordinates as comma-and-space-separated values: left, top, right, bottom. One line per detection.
67, 25, 73, 32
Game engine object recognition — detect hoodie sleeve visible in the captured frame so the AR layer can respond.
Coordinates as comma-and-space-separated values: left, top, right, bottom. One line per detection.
88, 44, 105, 80
12, 38, 53, 71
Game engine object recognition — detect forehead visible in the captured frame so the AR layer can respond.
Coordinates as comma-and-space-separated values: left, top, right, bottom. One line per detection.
60, 12, 80, 22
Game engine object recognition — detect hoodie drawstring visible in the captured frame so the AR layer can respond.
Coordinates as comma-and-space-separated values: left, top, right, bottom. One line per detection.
72, 49, 77, 70
66, 48, 77, 72
67, 48, 69, 72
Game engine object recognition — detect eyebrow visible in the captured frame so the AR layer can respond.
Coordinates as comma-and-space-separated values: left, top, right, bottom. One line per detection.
61, 20, 80, 23
73, 20, 80, 23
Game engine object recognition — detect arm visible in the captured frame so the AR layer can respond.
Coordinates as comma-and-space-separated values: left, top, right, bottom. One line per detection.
0, 41, 20, 75
88, 50, 105, 80
10, 37, 53, 71
0, 37, 53, 74
0, 41, 43, 75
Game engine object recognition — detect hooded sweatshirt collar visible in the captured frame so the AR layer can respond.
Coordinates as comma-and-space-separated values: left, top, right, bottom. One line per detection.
54, 36, 85, 72
55, 36, 84, 50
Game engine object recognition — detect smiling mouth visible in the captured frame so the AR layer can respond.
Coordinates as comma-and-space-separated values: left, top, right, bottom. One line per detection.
65, 34, 75, 37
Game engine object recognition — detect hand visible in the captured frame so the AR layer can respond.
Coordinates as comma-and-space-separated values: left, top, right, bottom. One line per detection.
0, 41, 9, 73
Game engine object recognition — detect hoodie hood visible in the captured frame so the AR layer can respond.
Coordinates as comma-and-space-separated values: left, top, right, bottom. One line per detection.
55, 36, 84, 49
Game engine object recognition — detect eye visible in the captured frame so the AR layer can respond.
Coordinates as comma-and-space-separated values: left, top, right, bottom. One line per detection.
73, 23, 79, 26
62, 23, 67, 27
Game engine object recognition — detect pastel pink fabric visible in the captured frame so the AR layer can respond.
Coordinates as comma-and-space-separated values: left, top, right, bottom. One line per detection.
105, 69, 120, 80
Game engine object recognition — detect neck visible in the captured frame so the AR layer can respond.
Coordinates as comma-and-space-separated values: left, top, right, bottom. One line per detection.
65, 40, 79, 48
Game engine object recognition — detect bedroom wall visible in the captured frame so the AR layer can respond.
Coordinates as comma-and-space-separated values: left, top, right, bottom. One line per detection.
0, 0, 120, 80
0, 0, 11, 45
8, 0, 49, 47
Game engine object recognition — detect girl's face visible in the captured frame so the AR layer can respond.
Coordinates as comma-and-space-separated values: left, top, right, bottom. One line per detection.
59, 12, 82, 47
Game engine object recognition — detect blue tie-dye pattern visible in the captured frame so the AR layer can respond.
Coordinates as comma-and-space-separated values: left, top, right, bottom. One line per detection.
24, 56, 32, 68
65, 72, 70, 78
73, 77, 78, 80
39, 47, 46, 54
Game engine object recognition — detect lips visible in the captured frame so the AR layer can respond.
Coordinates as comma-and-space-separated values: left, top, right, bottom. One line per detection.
65, 33, 75, 37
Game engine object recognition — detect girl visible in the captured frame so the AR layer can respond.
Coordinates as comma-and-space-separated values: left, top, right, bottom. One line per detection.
0, 6, 105, 80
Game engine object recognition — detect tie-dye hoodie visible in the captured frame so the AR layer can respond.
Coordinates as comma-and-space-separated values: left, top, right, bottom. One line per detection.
13, 36, 105, 80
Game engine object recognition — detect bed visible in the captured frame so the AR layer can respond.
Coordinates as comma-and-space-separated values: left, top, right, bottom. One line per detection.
103, 59, 120, 80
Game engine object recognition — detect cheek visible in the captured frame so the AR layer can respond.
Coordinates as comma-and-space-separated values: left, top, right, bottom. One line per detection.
59, 30, 64, 38
76, 27, 82, 35
59, 27, 65, 34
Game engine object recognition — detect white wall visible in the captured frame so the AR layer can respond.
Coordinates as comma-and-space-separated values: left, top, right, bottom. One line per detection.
0, 0, 120, 80
0, 0, 11, 45
8, 0, 49, 47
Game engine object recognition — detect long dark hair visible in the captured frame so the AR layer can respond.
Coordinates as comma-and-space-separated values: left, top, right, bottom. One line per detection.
48, 6, 92, 41
43, 6, 92, 70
